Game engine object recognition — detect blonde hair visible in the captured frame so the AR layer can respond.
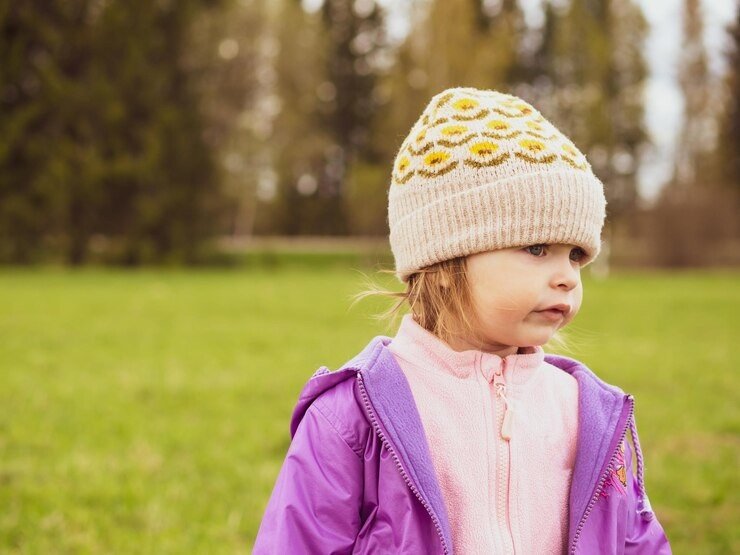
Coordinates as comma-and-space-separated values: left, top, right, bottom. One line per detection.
350, 256, 570, 353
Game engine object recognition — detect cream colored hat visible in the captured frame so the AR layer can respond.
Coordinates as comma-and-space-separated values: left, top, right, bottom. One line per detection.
388, 87, 607, 283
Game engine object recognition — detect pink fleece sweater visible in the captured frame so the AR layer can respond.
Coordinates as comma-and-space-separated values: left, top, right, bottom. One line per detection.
388, 314, 579, 555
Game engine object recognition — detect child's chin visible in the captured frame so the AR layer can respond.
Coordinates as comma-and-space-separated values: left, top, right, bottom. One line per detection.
521, 329, 557, 346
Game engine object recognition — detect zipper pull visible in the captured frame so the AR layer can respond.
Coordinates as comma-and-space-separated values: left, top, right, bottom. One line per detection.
501, 399, 513, 440
493, 369, 513, 441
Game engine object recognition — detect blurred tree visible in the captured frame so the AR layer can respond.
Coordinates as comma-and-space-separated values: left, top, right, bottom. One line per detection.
316, 0, 388, 234
685, 2, 740, 193
672, 0, 714, 188
257, 0, 331, 235
526, 0, 559, 100
100, 0, 225, 265
416, 0, 524, 94
715, 4, 740, 190
190, 0, 266, 238
258, 0, 389, 236
0, 2, 63, 262
644, 0, 739, 267
0, 0, 227, 265
607, 0, 649, 210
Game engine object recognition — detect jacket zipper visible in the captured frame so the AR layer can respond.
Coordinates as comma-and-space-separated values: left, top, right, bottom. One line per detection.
492, 365, 515, 554
569, 395, 635, 555
356, 372, 451, 555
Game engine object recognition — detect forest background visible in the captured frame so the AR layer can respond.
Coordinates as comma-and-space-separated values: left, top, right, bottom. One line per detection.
1, 0, 738, 267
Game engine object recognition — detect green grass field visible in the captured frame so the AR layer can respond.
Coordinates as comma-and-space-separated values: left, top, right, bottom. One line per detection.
1, 259, 738, 553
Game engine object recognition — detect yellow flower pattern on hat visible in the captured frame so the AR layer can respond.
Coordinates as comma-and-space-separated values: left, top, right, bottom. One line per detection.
465, 141, 510, 168
441, 125, 468, 136
516, 138, 557, 164
419, 150, 457, 178
487, 120, 510, 130
453, 98, 479, 111
561, 143, 588, 170
391, 88, 592, 186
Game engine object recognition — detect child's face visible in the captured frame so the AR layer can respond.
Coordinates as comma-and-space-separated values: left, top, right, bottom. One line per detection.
456, 243, 585, 355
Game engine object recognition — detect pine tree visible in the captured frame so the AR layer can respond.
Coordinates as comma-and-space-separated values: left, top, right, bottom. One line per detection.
0, 0, 227, 264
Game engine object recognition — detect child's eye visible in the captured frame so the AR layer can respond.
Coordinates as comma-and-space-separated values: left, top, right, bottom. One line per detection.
524, 244, 547, 256
570, 247, 587, 262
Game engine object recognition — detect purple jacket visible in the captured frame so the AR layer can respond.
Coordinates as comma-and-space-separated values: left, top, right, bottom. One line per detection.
254, 336, 671, 554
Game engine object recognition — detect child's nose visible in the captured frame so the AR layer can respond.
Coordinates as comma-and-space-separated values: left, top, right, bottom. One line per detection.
552, 260, 580, 290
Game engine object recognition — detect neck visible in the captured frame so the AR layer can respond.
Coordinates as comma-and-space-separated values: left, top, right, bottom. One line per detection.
444, 335, 522, 358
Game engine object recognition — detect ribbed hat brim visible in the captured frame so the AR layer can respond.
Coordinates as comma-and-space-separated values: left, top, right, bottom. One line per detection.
389, 170, 607, 282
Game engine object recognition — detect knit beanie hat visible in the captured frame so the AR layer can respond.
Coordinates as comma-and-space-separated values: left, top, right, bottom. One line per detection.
388, 87, 607, 283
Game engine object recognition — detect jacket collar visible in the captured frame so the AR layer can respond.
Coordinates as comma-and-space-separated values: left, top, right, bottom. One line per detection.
389, 313, 545, 385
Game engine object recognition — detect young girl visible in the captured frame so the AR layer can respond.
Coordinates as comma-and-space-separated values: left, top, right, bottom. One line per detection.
253, 87, 671, 554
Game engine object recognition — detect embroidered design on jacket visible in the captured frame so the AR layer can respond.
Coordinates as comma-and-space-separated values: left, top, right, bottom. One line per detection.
600, 440, 628, 498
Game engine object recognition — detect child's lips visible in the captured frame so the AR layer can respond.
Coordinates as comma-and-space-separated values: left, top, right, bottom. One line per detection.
535, 308, 566, 321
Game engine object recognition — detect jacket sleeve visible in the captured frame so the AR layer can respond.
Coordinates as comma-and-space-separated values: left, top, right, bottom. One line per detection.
623, 437, 672, 554
252, 402, 363, 554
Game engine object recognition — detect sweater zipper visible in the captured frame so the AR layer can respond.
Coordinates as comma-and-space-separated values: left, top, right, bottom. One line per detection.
492, 367, 513, 440
569, 395, 634, 555
492, 365, 515, 554
356, 372, 451, 555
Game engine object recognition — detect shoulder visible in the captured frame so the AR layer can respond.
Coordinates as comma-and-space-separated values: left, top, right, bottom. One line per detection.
290, 336, 391, 452
290, 369, 370, 456
312, 375, 370, 454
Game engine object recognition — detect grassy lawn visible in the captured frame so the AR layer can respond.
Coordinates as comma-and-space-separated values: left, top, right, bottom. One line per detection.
0, 259, 737, 553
